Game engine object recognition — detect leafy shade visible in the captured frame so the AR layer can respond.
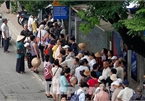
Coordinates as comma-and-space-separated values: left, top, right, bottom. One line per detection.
78, 10, 100, 34
122, 7, 145, 37
19, 1, 50, 15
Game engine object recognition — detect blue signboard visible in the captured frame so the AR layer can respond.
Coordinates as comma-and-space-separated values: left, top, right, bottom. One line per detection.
53, 6, 68, 20
131, 51, 137, 81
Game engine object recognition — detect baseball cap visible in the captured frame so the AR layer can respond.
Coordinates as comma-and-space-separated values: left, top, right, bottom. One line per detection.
117, 78, 123, 84
112, 81, 120, 86
62, 45, 69, 49
111, 56, 117, 60
122, 80, 129, 86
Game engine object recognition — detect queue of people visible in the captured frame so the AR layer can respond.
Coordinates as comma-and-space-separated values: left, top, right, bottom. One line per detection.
3, 12, 145, 101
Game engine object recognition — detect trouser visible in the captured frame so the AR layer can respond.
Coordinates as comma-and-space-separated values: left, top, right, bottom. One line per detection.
39, 45, 44, 62
5, 0, 10, 9
0, 31, 2, 46
46, 80, 52, 93
3, 38, 9, 51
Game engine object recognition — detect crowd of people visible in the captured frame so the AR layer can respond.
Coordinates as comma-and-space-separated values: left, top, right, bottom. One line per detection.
2, 12, 145, 101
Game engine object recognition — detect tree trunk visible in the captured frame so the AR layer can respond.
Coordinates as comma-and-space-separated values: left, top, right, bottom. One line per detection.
118, 27, 145, 58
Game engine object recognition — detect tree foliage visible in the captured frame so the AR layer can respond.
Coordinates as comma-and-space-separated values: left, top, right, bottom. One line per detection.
60, 1, 145, 57
19, 1, 50, 15
60, 1, 145, 37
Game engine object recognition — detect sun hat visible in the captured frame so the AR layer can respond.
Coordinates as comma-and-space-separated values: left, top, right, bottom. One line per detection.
111, 56, 117, 60
95, 52, 101, 57
62, 45, 69, 49
31, 57, 41, 67
78, 43, 86, 50
83, 69, 90, 76
98, 76, 105, 82
112, 81, 120, 86
16, 35, 25, 42
110, 74, 117, 81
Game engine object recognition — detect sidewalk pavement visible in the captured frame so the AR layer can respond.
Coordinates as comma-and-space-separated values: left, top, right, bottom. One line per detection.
0, 2, 47, 92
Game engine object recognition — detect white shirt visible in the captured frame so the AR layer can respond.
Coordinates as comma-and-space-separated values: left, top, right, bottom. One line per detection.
117, 87, 134, 101
102, 67, 111, 80
1, 23, 9, 38
37, 29, 47, 46
28, 16, 33, 31
75, 88, 85, 101
81, 55, 90, 63
113, 61, 117, 68
75, 65, 89, 84
116, 66, 124, 80
88, 59, 96, 71
61, 57, 75, 72
60, 29, 66, 35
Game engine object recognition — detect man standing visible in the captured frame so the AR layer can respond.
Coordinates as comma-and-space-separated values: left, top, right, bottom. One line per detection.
28, 15, 35, 32
0, 17, 2, 47
102, 61, 111, 80
37, 24, 48, 62
115, 60, 124, 80
111, 80, 122, 101
1, 18, 10, 53
20, 24, 32, 40
94, 84, 110, 101
117, 80, 134, 101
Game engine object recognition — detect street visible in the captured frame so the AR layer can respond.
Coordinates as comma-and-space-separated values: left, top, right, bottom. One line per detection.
0, 44, 49, 101
0, 3, 52, 101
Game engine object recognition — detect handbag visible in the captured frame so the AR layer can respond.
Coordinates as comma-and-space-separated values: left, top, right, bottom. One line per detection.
17, 48, 24, 54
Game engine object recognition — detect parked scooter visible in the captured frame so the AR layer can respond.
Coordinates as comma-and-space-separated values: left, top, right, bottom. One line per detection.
16, 6, 30, 27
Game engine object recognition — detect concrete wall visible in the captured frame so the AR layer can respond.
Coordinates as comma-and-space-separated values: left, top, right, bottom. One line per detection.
75, 20, 109, 53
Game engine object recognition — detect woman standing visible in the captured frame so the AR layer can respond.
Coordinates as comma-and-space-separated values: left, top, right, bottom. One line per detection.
24, 34, 32, 69
44, 55, 53, 98
5, 0, 10, 13
107, 50, 113, 60
16, 35, 25, 74
30, 35, 40, 73
88, 52, 96, 71
51, 59, 62, 101
101, 48, 108, 61
60, 68, 70, 95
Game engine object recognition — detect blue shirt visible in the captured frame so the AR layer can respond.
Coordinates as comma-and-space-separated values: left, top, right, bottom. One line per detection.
60, 75, 69, 93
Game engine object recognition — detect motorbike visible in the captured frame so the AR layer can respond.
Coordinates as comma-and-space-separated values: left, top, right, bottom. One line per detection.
17, 11, 31, 27
17, 5, 31, 27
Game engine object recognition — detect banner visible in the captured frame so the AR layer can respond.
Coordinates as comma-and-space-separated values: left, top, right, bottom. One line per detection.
131, 51, 137, 81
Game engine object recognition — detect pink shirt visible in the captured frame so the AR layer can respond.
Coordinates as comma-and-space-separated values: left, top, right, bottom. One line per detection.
95, 90, 109, 101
